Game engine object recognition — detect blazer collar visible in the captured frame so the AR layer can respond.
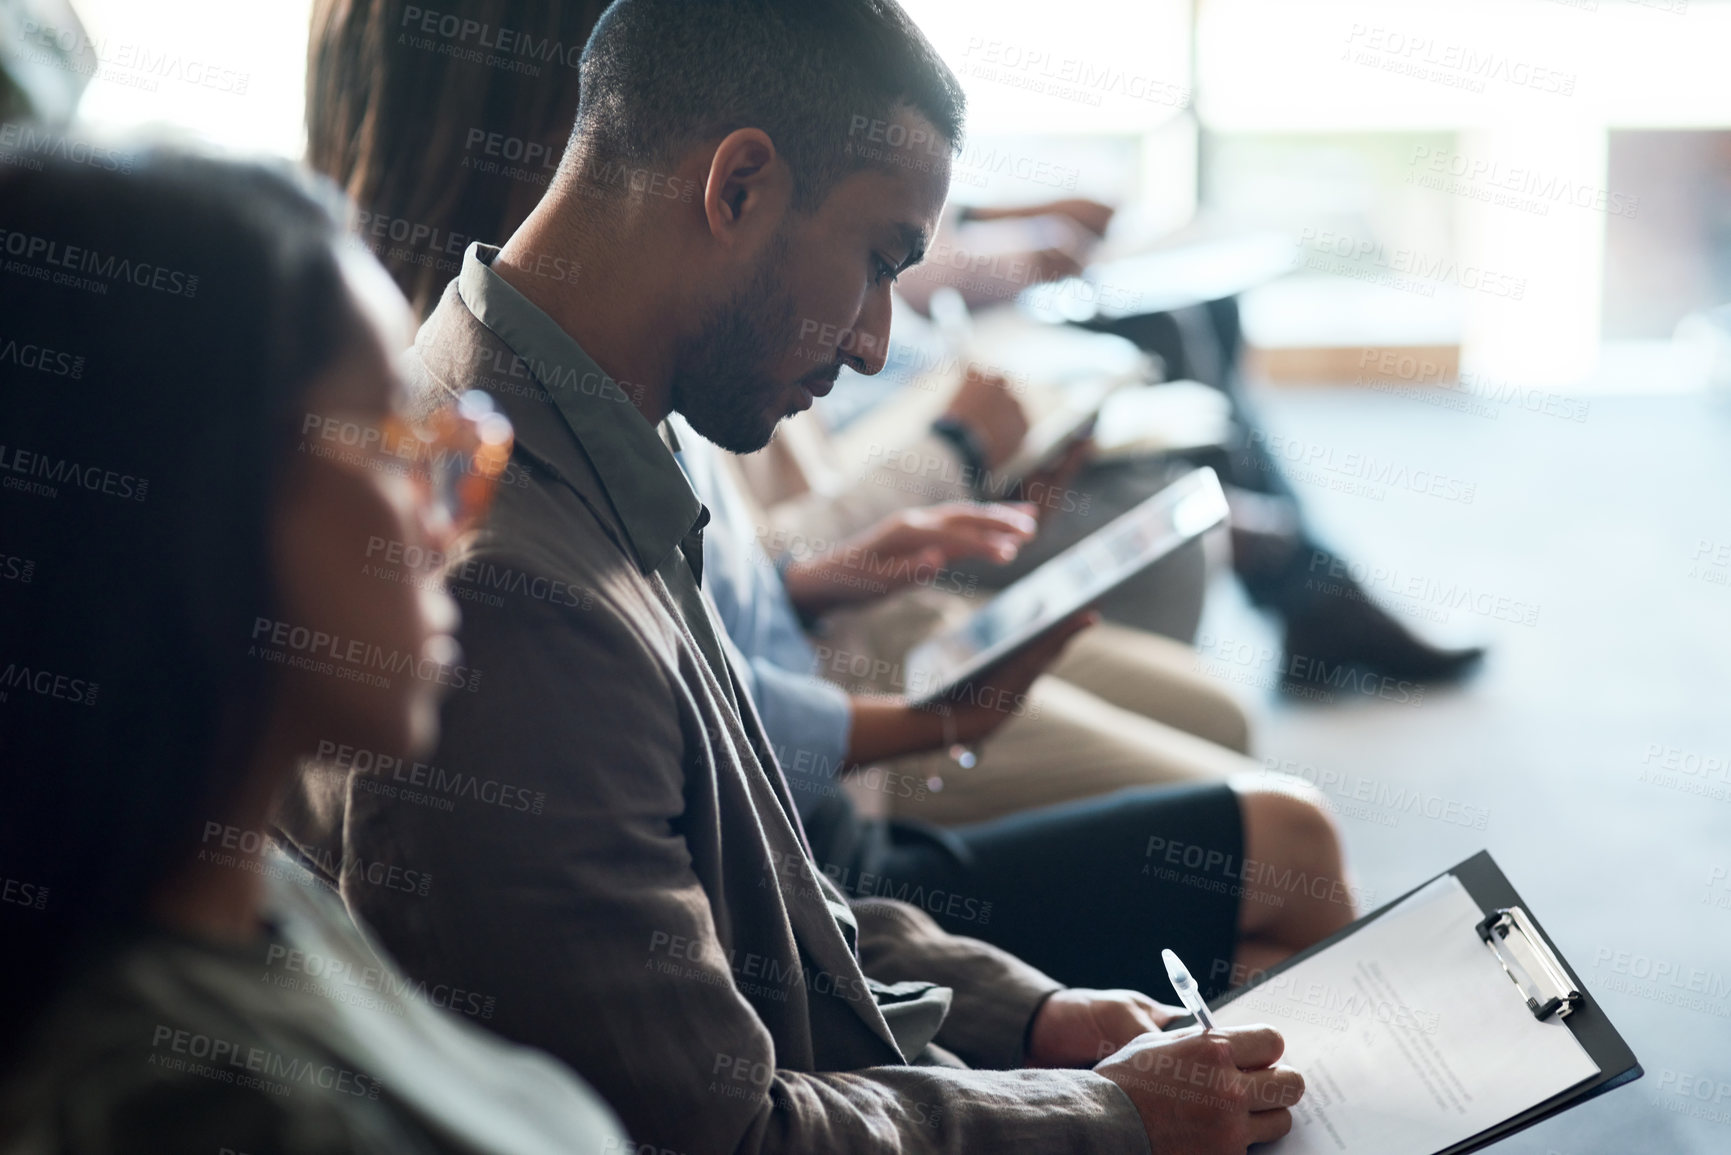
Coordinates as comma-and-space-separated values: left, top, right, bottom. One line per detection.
437, 243, 703, 577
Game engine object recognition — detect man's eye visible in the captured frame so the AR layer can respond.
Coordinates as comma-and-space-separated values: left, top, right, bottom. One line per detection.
873, 256, 899, 286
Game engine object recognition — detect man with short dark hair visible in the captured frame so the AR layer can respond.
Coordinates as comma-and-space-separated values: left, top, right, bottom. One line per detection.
294, 2, 1304, 1150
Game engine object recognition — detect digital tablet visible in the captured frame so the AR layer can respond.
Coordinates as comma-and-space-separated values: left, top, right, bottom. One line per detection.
903, 467, 1228, 704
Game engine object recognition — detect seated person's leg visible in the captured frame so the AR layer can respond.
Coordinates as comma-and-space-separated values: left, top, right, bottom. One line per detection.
1226, 775, 1357, 976
856, 776, 1349, 1002
822, 576, 1241, 759
885, 674, 1251, 826
1100, 301, 1486, 687
1043, 620, 1253, 754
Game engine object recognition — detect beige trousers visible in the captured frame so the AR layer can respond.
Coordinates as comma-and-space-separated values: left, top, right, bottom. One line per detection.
820, 590, 1257, 826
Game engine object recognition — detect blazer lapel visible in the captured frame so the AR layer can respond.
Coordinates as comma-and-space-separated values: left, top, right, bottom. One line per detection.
725, 686, 911, 1063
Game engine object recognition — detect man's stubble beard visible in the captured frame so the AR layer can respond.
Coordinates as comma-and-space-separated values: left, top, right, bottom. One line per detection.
669, 234, 800, 454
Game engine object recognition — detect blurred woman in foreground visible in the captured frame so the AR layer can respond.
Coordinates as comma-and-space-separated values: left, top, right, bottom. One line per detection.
0, 150, 624, 1153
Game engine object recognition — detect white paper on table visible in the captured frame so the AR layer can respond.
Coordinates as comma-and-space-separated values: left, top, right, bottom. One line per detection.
1211, 874, 1599, 1154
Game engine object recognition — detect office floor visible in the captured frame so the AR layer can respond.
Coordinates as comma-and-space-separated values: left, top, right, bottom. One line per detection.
1194, 384, 1731, 1154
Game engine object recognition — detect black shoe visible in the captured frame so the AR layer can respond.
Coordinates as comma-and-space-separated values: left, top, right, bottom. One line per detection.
1279, 580, 1485, 695
1232, 532, 1486, 695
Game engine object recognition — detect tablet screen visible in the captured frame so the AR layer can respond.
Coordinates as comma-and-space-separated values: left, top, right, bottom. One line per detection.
904, 467, 1227, 703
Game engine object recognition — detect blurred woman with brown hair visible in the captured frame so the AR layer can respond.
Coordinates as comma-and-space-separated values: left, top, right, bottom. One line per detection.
306, 0, 608, 319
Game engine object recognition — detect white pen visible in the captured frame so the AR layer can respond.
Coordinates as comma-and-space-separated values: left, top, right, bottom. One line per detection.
1162, 948, 1215, 1031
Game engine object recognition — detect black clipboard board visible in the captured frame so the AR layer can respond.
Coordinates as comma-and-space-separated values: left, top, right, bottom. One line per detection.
1170, 851, 1642, 1154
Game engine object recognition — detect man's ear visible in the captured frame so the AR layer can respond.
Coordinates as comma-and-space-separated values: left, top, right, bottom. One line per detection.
702, 128, 790, 249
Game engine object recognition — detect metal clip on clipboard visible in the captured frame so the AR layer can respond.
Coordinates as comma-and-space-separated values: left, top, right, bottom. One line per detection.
1476, 906, 1582, 1022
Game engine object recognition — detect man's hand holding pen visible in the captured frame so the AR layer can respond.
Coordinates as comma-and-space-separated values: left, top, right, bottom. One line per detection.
1097, 1024, 1305, 1153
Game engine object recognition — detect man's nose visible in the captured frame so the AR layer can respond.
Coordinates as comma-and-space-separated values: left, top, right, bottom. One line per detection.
846, 293, 893, 376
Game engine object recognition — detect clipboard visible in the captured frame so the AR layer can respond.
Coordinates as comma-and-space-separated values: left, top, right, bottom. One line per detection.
1177, 851, 1641, 1155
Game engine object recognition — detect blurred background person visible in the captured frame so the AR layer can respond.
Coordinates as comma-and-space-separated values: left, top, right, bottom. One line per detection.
306, 0, 609, 320
0, 149, 624, 1153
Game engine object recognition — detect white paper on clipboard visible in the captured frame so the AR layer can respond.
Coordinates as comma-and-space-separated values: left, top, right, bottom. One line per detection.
1211, 875, 1598, 1155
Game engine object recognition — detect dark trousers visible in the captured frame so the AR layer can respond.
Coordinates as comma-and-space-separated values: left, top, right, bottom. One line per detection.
1089, 298, 1301, 510
1087, 298, 1339, 612
811, 783, 1246, 1004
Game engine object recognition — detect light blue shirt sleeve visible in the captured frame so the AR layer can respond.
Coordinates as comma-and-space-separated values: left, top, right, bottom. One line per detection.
740, 652, 854, 785
669, 419, 852, 796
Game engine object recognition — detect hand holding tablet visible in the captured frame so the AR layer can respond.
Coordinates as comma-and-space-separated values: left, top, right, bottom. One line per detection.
903, 468, 1229, 705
